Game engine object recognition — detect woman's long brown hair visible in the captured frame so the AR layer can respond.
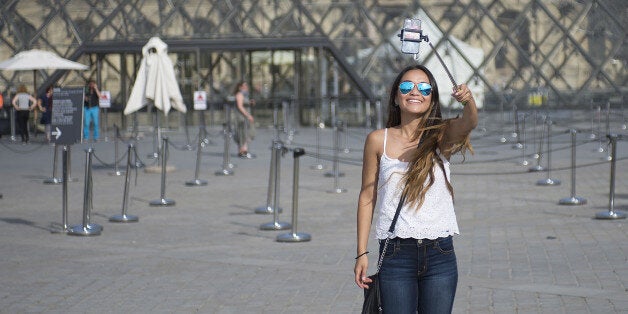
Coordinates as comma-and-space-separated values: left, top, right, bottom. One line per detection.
386, 64, 471, 210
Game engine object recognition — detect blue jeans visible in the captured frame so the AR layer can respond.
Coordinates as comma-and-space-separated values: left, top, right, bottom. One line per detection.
83, 106, 99, 140
378, 236, 458, 314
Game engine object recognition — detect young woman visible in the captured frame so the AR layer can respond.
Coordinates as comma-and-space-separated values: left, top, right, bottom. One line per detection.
232, 81, 256, 158
354, 64, 478, 313
12, 85, 37, 144
38, 85, 54, 142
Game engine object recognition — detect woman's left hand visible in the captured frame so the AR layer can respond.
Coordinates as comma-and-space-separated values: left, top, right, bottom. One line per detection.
452, 84, 473, 104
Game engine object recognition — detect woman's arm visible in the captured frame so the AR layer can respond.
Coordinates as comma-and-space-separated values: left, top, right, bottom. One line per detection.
440, 84, 478, 157
354, 130, 382, 288
29, 95, 38, 110
11, 95, 18, 109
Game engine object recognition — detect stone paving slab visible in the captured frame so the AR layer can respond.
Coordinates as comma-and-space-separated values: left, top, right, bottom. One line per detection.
0, 110, 626, 313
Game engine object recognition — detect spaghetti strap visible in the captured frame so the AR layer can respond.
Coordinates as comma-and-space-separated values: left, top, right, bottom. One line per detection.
383, 128, 388, 156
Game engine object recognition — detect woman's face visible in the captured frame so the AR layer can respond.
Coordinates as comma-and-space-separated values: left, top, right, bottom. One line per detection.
395, 69, 432, 116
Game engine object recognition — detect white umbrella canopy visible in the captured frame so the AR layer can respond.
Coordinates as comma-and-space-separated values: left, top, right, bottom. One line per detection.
124, 37, 187, 116
0, 49, 88, 71
0, 49, 88, 94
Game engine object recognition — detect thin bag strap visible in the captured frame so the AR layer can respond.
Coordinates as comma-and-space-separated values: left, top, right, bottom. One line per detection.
376, 193, 406, 272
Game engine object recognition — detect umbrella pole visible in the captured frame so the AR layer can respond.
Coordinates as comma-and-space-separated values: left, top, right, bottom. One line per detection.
147, 108, 159, 159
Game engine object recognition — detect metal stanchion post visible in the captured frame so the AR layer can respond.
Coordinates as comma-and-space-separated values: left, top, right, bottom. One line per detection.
325, 121, 345, 177
310, 116, 326, 170
68, 147, 101, 236
277, 148, 311, 242
150, 137, 175, 206
595, 134, 626, 219
181, 114, 194, 151
255, 140, 282, 214
10, 106, 17, 142
537, 120, 561, 186
216, 104, 234, 176
110, 144, 139, 222
60, 145, 69, 232
595, 105, 605, 153
148, 111, 159, 159
103, 108, 109, 142
558, 129, 586, 205
519, 114, 528, 165
529, 115, 545, 172
602, 101, 612, 161
512, 108, 523, 149
109, 125, 124, 176
498, 99, 507, 143
186, 127, 208, 186
375, 99, 383, 130
589, 100, 597, 139
199, 110, 213, 146
44, 144, 62, 184
66, 145, 77, 182
342, 120, 350, 153
260, 141, 291, 230
327, 123, 347, 194
365, 100, 372, 129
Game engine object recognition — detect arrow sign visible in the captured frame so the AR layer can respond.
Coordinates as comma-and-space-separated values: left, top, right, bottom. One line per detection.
52, 127, 62, 140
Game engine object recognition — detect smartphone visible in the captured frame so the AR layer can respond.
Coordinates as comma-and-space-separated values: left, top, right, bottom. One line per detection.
400, 18, 422, 54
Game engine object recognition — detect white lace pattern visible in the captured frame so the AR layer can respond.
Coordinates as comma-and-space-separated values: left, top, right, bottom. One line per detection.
374, 129, 460, 240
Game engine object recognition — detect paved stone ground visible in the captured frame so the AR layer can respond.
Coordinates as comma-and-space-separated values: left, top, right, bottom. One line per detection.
0, 110, 626, 313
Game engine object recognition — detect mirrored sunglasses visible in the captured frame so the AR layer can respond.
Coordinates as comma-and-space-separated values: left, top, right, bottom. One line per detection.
399, 81, 432, 96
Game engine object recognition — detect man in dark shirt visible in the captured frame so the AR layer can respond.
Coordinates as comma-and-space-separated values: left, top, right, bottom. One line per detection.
83, 80, 101, 142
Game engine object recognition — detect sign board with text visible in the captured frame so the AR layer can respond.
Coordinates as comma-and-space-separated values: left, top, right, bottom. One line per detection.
193, 91, 207, 110
99, 90, 111, 108
51, 87, 84, 145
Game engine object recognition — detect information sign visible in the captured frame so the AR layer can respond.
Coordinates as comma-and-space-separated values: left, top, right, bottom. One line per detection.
51, 87, 84, 145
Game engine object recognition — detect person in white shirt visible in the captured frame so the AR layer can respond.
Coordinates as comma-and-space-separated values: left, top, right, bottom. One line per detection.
354, 64, 478, 313
11, 85, 37, 144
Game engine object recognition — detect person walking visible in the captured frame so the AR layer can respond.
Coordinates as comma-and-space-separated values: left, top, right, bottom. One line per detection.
354, 64, 478, 313
83, 80, 101, 142
11, 85, 37, 144
38, 85, 54, 143
232, 81, 256, 158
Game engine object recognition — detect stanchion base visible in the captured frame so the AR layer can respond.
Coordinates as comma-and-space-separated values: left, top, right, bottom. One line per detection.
254, 206, 282, 214
512, 143, 523, 149
147, 152, 159, 159
498, 137, 507, 143
109, 214, 139, 223
43, 177, 63, 184
520, 160, 529, 166
185, 179, 208, 186
108, 170, 125, 176
324, 172, 345, 177
277, 232, 311, 242
215, 169, 234, 176
537, 178, 561, 186
149, 198, 176, 206
595, 210, 626, 220
558, 196, 587, 205
310, 164, 326, 170
260, 221, 291, 230
67, 224, 101, 236
528, 165, 544, 172
327, 188, 348, 194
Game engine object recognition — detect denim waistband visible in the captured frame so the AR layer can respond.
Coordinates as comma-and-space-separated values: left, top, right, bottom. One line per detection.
383, 236, 451, 245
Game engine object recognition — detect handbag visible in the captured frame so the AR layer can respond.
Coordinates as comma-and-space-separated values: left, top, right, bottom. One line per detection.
362, 193, 406, 314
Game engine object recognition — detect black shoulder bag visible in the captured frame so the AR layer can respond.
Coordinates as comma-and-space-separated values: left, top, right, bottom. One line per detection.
362, 193, 406, 314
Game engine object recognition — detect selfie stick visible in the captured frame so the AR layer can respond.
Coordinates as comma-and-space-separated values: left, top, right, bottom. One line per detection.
398, 19, 458, 88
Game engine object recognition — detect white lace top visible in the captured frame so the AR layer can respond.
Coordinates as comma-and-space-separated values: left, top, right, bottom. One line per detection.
374, 129, 460, 240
